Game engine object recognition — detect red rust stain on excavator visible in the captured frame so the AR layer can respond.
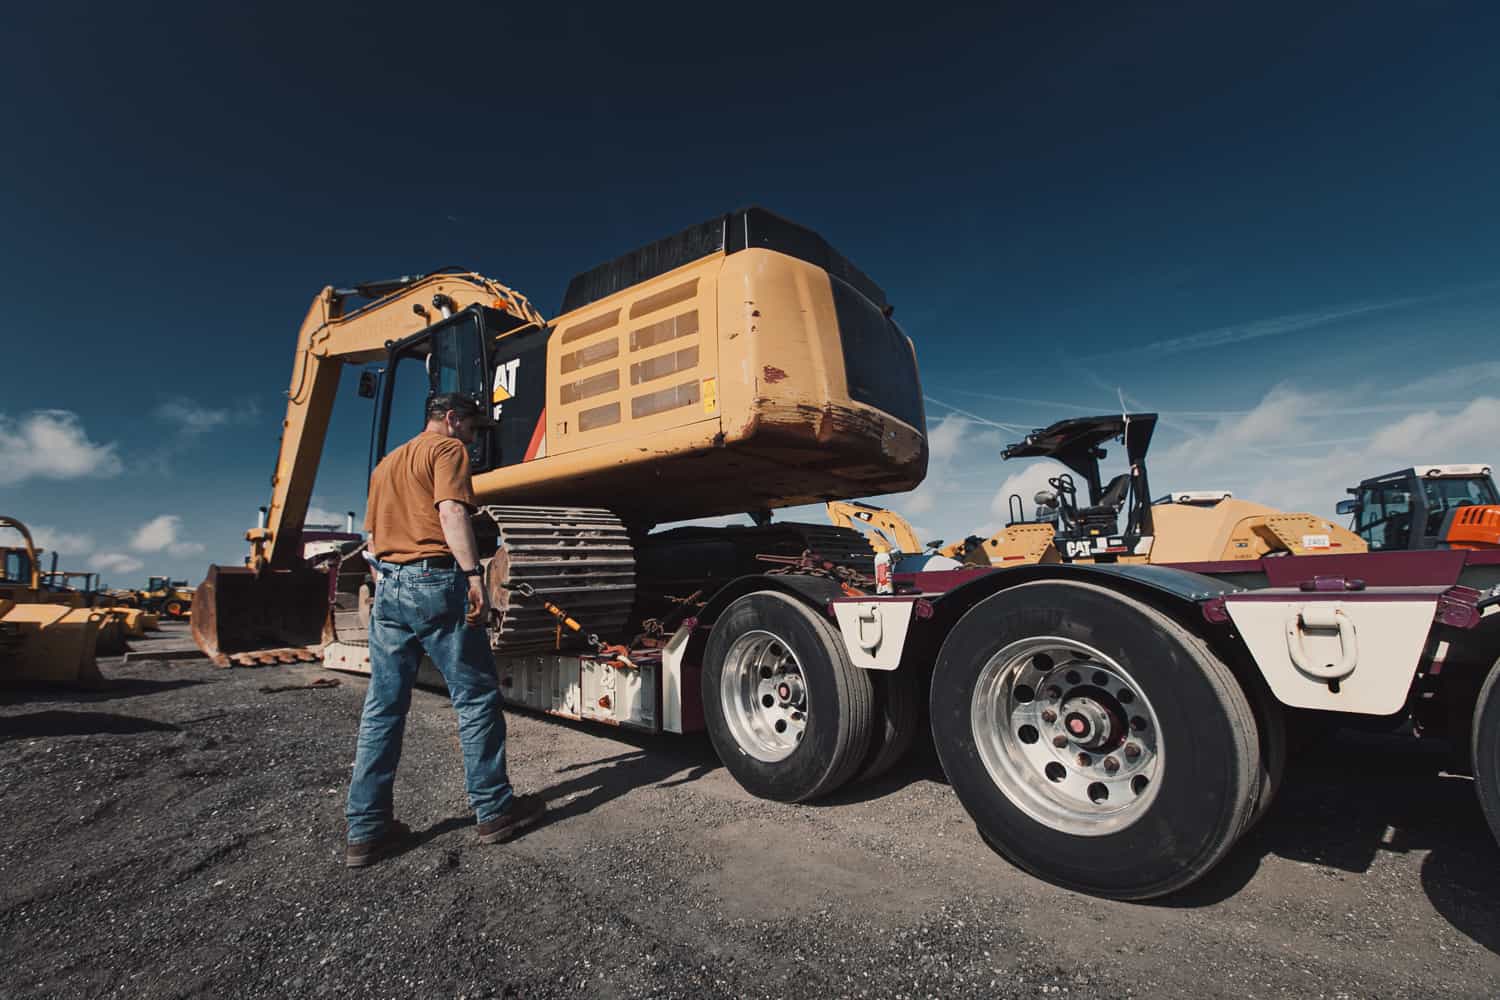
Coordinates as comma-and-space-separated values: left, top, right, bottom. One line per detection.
762, 366, 789, 383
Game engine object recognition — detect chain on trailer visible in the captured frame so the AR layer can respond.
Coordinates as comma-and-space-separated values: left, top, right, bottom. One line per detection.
756, 550, 877, 597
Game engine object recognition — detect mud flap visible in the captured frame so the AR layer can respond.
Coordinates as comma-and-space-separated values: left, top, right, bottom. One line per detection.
191, 565, 332, 665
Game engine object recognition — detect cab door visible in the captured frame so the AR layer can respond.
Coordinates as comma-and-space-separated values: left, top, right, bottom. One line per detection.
373, 306, 495, 472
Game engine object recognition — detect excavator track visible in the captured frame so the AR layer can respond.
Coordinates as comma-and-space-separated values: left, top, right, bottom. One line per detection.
479, 506, 636, 654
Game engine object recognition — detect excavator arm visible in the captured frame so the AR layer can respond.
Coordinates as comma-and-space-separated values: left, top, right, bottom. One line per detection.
192, 270, 543, 664
252, 271, 544, 572
824, 500, 924, 554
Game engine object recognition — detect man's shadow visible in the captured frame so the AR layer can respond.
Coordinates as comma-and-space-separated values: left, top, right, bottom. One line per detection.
531, 728, 720, 825
412, 726, 720, 851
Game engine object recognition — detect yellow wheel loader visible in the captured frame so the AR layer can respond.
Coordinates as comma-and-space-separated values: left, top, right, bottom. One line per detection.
0, 517, 106, 686
37, 569, 131, 655
194, 208, 927, 666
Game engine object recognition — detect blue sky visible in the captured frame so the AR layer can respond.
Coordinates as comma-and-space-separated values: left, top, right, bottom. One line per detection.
2, 3, 1498, 582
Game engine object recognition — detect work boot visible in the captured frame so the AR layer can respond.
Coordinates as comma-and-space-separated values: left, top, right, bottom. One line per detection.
344, 820, 413, 868
476, 794, 547, 844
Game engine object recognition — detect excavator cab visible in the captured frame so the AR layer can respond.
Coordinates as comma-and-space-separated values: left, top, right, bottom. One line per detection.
372, 304, 543, 475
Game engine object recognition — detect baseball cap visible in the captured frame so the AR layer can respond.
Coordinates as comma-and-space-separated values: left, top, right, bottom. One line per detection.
426, 391, 497, 427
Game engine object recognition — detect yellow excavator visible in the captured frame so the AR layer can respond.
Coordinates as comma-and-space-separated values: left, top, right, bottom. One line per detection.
0, 516, 107, 685
194, 208, 927, 666
828, 414, 1364, 569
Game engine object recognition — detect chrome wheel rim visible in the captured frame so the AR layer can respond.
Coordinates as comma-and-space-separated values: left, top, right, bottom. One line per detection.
971, 636, 1163, 836
720, 629, 808, 762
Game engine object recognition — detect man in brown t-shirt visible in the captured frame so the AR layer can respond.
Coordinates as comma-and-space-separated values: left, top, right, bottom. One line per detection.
344, 392, 544, 867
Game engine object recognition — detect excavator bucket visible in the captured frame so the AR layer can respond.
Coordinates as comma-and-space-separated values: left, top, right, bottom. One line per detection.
190, 565, 331, 666
0, 598, 105, 687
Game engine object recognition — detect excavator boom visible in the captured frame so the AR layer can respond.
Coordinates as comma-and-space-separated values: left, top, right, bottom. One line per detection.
192, 272, 542, 663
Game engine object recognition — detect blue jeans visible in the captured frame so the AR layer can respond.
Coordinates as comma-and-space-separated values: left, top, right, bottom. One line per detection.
345, 560, 512, 843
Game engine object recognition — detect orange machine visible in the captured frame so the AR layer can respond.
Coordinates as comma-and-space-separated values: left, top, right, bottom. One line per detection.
1338, 465, 1500, 551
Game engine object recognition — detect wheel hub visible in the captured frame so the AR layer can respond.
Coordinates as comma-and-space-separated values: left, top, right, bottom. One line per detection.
1060, 696, 1118, 751
971, 637, 1163, 836
720, 630, 809, 763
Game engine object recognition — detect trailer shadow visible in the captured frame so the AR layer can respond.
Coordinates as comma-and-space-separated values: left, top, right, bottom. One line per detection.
525, 724, 722, 831
1156, 729, 1500, 955
0, 677, 205, 707
0, 709, 181, 741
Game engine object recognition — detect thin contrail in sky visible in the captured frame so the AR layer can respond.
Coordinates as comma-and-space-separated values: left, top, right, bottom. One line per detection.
1087, 294, 1432, 360
923, 395, 1028, 433
1078, 280, 1500, 362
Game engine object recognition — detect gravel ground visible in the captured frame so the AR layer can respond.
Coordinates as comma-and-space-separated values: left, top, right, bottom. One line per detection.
3, 625, 1499, 999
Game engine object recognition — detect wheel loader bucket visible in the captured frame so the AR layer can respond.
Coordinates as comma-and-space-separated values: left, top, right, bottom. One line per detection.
0, 599, 105, 687
190, 564, 331, 666
94, 614, 129, 656
107, 607, 148, 638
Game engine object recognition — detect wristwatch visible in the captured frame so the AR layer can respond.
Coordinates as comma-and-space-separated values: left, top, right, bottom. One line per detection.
461, 566, 483, 578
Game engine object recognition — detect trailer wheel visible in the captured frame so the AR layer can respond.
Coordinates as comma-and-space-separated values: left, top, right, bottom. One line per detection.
703, 591, 874, 802
1471, 656, 1500, 848
858, 668, 921, 783
930, 580, 1260, 900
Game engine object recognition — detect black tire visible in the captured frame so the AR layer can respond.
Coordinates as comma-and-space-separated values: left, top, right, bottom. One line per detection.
930, 580, 1260, 900
1471, 656, 1500, 848
858, 668, 922, 783
702, 591, 874, 802
1236, 665, 1288, 833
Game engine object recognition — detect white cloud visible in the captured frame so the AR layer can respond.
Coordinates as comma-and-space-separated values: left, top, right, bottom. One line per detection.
0, 411, 122, 485
305, 505, 354, 529
0, 523, 96, 556
90, 552, 145, 575
153, 397, 260, 436
1149, 388, 1500, 518
904, 413, 1005, 517
988, 461, 1071, 527
131, 515, 182, 552
28, 525, 95, 556
128, 514, 206, 556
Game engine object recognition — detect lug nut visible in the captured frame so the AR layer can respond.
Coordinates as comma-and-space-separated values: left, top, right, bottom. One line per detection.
1052, 734, 1069, 748
1124, 743, 1140, 759
1103, 756, 1120, 772
1076, 753, 1092, 767
1046, 685, 1062, 700
1041, 709, 1057, 723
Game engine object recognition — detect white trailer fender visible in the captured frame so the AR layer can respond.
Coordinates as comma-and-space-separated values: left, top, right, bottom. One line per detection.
830, 599, 916, 670
1223, 588, 1445, 715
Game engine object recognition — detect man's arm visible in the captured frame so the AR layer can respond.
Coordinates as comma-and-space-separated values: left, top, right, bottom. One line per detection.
438, 499, 487, 625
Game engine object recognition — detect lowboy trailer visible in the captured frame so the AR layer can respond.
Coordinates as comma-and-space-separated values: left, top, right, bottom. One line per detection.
319, 527, 1500, 900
